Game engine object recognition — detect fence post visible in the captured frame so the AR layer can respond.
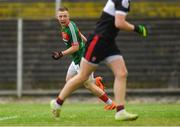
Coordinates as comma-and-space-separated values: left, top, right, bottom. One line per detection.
55, 0, 61, 16
17, 18, 23, 98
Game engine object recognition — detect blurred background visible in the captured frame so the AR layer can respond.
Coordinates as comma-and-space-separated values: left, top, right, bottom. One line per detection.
0, 0, 180, 98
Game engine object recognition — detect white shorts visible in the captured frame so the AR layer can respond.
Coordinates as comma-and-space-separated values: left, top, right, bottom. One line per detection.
67, 61, 95, 83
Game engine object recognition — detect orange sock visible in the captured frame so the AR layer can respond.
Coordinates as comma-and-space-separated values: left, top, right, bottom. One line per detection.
95, 77, 105, 91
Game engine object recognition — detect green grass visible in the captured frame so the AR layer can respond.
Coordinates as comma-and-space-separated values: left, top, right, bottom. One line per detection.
0, 103, 180, 126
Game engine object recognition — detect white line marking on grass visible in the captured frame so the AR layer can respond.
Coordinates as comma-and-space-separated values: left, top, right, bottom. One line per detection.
0, 115, 18, 121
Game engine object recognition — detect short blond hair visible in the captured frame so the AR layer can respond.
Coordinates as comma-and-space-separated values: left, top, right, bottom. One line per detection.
58, 7, 69, 12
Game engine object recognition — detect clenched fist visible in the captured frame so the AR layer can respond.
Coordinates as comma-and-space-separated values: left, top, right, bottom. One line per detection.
52, 51, 63, 60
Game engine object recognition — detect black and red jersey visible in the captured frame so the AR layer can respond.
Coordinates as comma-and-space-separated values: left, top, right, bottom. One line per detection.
94, 0, 130, 40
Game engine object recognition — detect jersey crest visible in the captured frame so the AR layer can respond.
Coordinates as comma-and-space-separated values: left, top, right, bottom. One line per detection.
61, 32, 70, 42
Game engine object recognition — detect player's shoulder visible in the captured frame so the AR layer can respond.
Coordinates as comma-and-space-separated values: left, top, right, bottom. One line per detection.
112, 0, 130, 3
69, 20, 77, 27
68, 21, 78, 30
108, 0, 131, 9
112, 0, 131, 6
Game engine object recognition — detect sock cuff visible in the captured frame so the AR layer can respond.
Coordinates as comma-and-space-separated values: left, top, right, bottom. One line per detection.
56, 97, 64, 106
106, 98, 112, 105
116, 105, 124, 112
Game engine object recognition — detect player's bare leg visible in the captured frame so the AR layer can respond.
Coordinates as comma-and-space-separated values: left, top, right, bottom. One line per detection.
59, 60, 96, 100
66, 72, 115, 110
50, 59, 96, 118
84, 81, 116, 110
107, 56, 138, 120
51, 69, 115, 118
65, 70, 104, 97
84, 82, 104, 97
94, 77, 116, 110
107, 56, 127, 105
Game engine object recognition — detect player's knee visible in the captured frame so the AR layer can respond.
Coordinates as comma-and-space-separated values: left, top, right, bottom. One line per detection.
121, 70, 128, 78
84, 79, 95, 89
84, 82, 91, 89
116, 70, 128, 79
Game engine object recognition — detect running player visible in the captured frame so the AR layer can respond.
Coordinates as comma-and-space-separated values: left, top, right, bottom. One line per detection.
50, 7, 116, 117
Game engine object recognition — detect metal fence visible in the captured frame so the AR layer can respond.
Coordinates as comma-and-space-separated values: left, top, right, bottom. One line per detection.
0, 18, 180, 97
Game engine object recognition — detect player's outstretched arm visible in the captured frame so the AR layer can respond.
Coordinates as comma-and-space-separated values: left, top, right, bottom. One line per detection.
115, 14, 148, 37
115, 14, 134, 31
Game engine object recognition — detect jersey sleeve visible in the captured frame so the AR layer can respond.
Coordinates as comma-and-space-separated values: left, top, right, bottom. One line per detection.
69, 22, 79, 46
113, 0, 130, 15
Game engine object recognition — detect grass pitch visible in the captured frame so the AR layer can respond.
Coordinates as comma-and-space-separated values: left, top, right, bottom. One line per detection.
0, 102, 180, 126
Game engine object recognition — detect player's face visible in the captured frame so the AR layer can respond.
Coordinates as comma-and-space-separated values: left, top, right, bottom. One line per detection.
57, 11, 70, 26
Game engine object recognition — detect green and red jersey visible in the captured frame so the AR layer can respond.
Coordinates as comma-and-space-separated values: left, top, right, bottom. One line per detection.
60, 21, 85, 64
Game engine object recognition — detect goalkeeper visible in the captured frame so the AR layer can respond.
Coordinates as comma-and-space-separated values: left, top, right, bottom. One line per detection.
51, 7, 116, 114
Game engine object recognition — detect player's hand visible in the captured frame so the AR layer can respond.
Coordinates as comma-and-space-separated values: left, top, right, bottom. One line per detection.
134, 24, 148, 37
52, 51, 63, 60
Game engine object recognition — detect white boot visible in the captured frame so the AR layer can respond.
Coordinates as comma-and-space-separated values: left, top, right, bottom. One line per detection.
50, 99, 61, 119
115, 109, 138, 121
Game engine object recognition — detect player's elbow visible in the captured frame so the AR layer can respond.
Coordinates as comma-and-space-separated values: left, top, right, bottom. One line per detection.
72, 45, 79, 51
115, 14, 127, 29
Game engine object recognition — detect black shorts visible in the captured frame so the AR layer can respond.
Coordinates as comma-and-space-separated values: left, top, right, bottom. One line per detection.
84, 34, 121, 64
